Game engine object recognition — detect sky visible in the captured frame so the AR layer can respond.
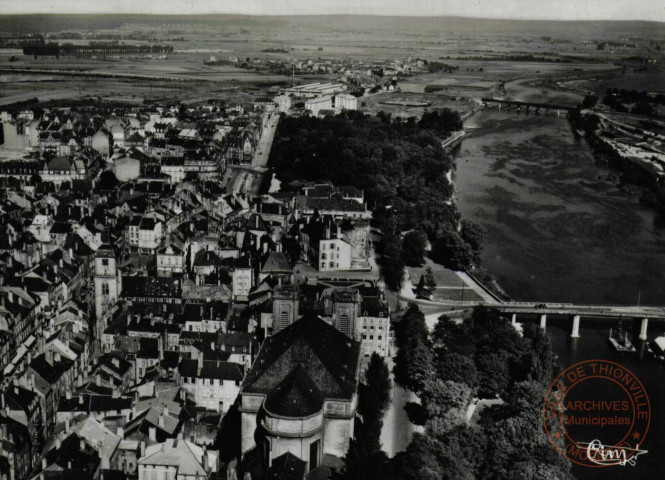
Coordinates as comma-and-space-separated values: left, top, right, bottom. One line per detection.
1, 0, 664, 22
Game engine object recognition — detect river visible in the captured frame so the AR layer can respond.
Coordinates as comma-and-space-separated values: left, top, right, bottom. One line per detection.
454, 109, 665, 306
453, 109, 665, 479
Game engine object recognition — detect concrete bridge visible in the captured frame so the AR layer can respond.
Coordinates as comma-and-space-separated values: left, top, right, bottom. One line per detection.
487, 301, 665, 340
481, 97, 575, 114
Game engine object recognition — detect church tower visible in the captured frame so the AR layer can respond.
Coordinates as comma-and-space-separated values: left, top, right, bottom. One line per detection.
272, 285, 300, 333
94, 244, 122, 333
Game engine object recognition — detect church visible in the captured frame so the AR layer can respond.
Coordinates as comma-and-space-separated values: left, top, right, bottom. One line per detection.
239, 314, 361, 478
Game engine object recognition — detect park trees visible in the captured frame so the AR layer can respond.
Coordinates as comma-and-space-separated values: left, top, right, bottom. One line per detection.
401, 230, 427, 266
343, 354, 393, 479
392, 305, 574, 480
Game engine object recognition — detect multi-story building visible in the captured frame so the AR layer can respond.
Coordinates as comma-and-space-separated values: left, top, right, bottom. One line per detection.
93, 245, 123, 332
138, 438, 218, 480
178, 358, 244, 414
334, 93, 358, 112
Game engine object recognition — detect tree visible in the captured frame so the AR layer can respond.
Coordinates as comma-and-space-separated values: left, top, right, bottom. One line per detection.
424, 266, 437, 291
30, 173, 42, 185
415, 274, 426, 297
393, 304, 432, 392
460, 219, 486, 252
431, 228, 477, 270
420, 379, 473, 424
344, 354, 393, 478
98, 170, 118, 191
581, 94, 598, 109
358, 353, 392, 441
402, 230, 427, 266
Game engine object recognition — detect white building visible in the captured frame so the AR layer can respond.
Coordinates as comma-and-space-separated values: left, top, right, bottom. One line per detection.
305, 96, 333, 117
335, 94, 358, 112
178, 358, 244, 413
273, 95, 292, 113
318, 238, 352, 272
138, 438, 218, 480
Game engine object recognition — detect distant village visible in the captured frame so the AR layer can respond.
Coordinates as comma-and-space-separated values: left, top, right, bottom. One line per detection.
0, 88, 391, 480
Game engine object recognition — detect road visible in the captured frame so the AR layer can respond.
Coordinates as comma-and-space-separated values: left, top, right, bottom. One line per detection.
223, 111, 280, 196
380, 358, 424, 457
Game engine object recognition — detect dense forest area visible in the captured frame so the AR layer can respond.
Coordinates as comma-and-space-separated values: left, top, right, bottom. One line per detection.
269, 110, 488, 289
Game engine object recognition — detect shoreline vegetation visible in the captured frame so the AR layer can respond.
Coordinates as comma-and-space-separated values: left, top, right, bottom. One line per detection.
268, 109, 510, 299
568, 95, 665, 221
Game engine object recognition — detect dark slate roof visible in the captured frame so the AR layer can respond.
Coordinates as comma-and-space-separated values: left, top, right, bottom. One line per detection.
264, 365, 324, 418
30, 353, 74, 384
265, 452, 307, 480
122, 276, 181, 298
242, 315, 360, 400
261, 252, 292, 274
178, 359, 244, 382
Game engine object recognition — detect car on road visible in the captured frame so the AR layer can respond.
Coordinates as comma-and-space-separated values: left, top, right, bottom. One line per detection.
535, 304, 547, 309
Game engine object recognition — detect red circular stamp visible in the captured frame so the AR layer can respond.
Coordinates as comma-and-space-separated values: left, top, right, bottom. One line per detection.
542, 359, 651, 467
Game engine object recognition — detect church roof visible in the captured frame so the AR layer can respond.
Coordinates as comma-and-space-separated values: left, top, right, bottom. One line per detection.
242, 315, 360, 400
264, 365, 324, 418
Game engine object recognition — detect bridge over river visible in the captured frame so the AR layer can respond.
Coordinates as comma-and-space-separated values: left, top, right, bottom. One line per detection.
488, 301, 665, 339
398, 293, 665, 341
481, 97, 576, 114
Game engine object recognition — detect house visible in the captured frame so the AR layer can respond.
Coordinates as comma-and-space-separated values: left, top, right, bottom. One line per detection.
239, 315, 360, 475
177, 358, 244, 413
137, 438, 218, 480
156, 243, 185, 277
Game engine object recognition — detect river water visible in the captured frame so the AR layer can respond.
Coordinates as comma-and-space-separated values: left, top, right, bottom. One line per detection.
454, 109, 665, 306
453, 109, 665, 479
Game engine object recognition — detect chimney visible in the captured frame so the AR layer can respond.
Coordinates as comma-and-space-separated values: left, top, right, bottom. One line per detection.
79, 395, 84, 405
66, 391, 71, 400
45, 350, 54, 366
59, 258, 63, 268
149, 426, 156, 441
140, 440, 146, 457
163, 405, 169, 417
65, 418, 70, 432
158, 414, 165, 428
55, 438, 61, 449
42, 458, 47, 470
80, 438, 85, 451
67, 460, 72, 469
54, 352, 61, 363
117, 426, 124, 437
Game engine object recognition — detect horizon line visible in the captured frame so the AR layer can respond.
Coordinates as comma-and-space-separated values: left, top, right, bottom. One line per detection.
0, 12, 663, 24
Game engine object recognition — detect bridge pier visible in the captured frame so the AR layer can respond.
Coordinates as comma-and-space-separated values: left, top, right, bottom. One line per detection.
540, 314, 547, 330
511, 313, 517, 325
639, 318, 649, 341
571, 315, 580, 338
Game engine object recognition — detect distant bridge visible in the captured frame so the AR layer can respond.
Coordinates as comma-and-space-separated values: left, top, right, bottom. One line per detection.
481, 97, 576, 113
